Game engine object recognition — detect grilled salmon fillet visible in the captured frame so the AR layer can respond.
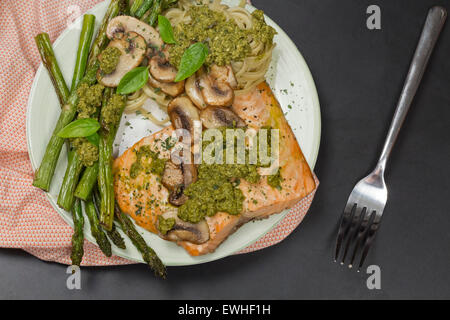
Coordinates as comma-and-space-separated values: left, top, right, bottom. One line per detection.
113, 82, 316, 256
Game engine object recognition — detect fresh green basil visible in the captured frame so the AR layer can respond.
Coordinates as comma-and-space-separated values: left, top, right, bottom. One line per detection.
175, 42, 209, 82
86, 132, 100, 146
117, 66, 149, 95
158, 15, 176, 44
57, 118, 100, 138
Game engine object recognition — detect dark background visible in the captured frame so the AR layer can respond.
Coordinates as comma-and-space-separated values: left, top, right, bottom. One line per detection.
1, 0, 450, 299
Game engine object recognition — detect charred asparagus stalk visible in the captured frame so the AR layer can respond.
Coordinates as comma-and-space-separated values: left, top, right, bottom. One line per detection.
93, 188, 126, 249
134, 0, 154, 19
130, 0, 145, 16
74, 162, 99, 201
115, 204, 166, 278
70, 199, 85, 266
145, 0, 162, 26
98, 91, 126, 231
85, 199, 112, 257
34, 33, 70, 106
33, 0, 124, 192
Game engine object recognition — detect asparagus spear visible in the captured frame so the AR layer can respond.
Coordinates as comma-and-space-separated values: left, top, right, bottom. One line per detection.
145, 0, 162, 26
57, 15, 96, 211
85, 199, 112, 257
93, 188, 126, 249
70, 199, 85, 266
35, 33, 70, 106
63, 0, 128, 202
134, 0, 154, 19
87, 0, 122, 68
73, 86, 114, 202
32, 60, 99, 191
70, 14, 95, 91
118, 0, 130, 15
115, 204, 166, 278
130, 0, 145, 16
98, 91, 126, 231
34, 22, 94, 265
33, 0, 123, 192
58, 151, 85, 211
74, 162, 98, 201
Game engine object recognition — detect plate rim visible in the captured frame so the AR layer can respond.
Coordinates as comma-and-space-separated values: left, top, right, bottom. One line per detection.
26, 0, 321, 266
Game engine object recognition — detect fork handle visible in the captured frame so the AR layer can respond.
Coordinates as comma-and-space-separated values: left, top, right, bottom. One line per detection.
377, 6, 447, 171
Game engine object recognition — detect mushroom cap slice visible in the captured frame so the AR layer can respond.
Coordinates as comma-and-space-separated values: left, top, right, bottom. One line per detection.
162, 153, 198, 206
106, 15, 163, 50
185, 73, 207, 110
198, 70, 234, 107
209, 64, 238, 90
157, 210, 210, 244
149, 55, 178, 83
97, 32, 146, 87
162, 161, 184, 191
200, 106, 246, 129
168, 96, 201, 137
148, 72, 185, 97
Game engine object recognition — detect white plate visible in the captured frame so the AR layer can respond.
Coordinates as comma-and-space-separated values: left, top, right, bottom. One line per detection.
26, 0, 321, 266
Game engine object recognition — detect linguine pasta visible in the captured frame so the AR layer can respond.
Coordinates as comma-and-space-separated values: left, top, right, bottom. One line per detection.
125, 0, 275, 125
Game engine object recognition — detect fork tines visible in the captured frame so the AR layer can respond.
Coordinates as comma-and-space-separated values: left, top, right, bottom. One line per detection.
334, 203, 381, 271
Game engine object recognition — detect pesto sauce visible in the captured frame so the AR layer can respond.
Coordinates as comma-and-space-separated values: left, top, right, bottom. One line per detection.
76, 83, 104, 119
129, 146, 167, 179
267, 168, 283, 190
168, 6, 276, 68
72, 137, 99, 167
178, 128, 261, 224
101, 94, 126, 130
99, 47, 121, 74
157, 215, 176, 235
73, 83, 104, 166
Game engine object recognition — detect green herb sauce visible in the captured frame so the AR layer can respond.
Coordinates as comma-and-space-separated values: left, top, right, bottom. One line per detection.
100, 94, 126, 130
157, 215, 176, 235
168, 6, 276, 68
178, 128, 263, 224
71, 137, 99, 167
73, 83, 104, 166
130, 146, 167, 179
267, 168, 283, 190
99, 47, 122, 74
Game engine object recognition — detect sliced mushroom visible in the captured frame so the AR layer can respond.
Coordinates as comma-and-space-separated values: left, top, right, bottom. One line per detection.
162, 161, 184, 191
162, 154, 198, 207
149, 55, 177, 83
200, 106, 246, 129
106, 16, 164, 50
157, 210, 210, 244
97, 32, 146, 87
148, 72, 185, 97
185, 73, 207, 109
181, 161, 197, 187
168, 186, 188, 207
198, 70, 234, 107
209, 64, 238, 89
168, 96, 200, 137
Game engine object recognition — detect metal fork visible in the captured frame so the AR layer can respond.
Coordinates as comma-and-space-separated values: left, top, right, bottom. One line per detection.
334, 6, 447, 271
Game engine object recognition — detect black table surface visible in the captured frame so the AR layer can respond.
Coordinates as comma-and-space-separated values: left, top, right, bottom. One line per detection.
2, 0, 450, 300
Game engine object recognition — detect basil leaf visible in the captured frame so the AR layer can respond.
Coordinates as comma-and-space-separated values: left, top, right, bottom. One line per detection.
175, 42, 209, 82
158, 15, 176, 44
57, 118, 100, 138
86, 132, 100, 146
117, 66, 149, 95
